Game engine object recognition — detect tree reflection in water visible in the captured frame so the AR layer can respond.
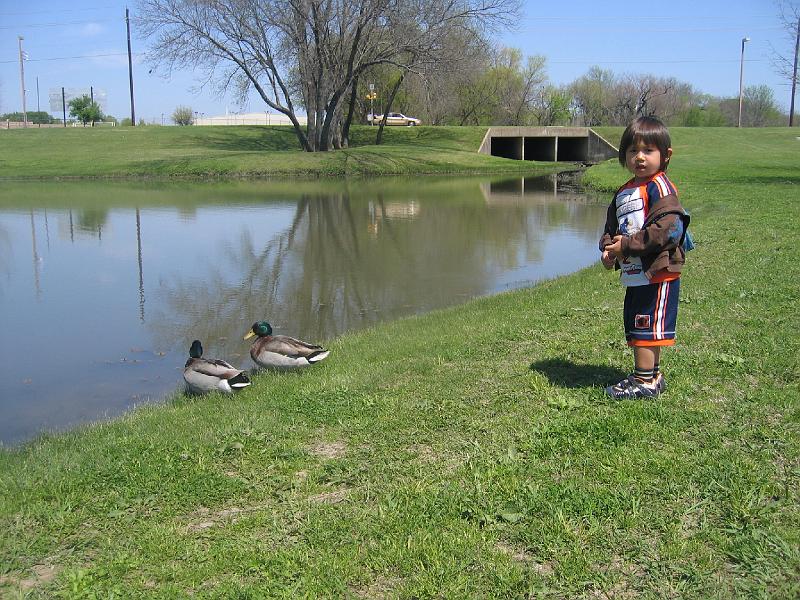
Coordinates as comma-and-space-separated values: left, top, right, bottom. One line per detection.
150, 176, 605, 362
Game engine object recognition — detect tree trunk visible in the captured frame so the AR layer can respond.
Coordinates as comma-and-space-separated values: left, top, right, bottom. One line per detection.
341, 76, 359, 148
376, 71, 406, 145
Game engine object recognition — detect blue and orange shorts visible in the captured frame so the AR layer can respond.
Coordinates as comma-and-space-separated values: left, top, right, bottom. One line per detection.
624, 278, 680, 347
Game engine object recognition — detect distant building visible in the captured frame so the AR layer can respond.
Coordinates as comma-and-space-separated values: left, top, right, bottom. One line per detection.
194, 112, 307, 126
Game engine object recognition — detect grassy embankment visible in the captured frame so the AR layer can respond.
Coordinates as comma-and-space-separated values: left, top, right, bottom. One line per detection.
1, 128, 798, 598
0, 125, 561, 178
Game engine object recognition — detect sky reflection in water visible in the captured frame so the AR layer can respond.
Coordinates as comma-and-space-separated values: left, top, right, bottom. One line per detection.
0, 175, 605, 445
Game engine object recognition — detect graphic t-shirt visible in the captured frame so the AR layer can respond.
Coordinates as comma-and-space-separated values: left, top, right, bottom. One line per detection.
613, 172, 677, 287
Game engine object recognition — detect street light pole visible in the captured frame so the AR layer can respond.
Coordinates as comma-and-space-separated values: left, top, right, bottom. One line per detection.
18, 36, 28, 127
738, 36, 750, 128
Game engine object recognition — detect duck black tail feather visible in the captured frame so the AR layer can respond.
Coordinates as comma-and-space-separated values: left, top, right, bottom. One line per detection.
229, 372, 252, 389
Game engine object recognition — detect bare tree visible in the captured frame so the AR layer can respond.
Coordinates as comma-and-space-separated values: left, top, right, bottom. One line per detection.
136, 0, 519, 151
172, 105, 194, 125
770, 1, 800, 125
743, 84, 783, 126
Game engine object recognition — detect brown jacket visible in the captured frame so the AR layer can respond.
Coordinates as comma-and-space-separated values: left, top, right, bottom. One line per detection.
599, 193, 690, 280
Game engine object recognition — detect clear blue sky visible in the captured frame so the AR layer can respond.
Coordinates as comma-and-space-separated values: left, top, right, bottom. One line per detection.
0, 0, 794, 122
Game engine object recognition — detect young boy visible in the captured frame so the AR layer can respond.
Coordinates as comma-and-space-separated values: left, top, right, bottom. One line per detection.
600, 116, 690, 399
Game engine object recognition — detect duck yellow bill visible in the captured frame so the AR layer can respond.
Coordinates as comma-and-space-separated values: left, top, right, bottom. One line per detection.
243, 331, 255, 340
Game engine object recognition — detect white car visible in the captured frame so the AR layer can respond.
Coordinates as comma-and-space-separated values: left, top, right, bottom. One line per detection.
369, 112, 421, 126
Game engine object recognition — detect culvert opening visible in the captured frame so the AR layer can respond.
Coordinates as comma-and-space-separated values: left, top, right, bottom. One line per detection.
490, 137, 522, 160
556, 137, 589, 161
524, 137, 556, 161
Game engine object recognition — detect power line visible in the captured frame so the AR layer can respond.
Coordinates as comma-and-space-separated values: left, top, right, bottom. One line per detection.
0, 52, 142, 64
523, 14, 774, 21
0, 18, 120, 30
549, 58, 768, 64
518, 25, 783, 34
0, 53, 765, 67
0, 5, 118, 16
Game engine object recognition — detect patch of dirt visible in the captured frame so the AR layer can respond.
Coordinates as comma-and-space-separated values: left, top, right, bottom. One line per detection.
0, 563, 60, 592
408, 444, 464, 474
308, 488, 349, 504
408, 444, 436, 462
183, 503, 270, 533
308, 440, 347, 459
495, 542, 555, 576
587, 556, 645, 599
350, 575, 401, 599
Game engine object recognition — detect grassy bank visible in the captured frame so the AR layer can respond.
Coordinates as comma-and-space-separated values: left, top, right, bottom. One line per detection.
0, 125, 561, 179
1, 128, 799, 598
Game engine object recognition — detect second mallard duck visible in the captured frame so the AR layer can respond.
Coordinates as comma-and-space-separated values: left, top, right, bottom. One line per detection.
244, 321, 330, 370
183, 340, 252, 395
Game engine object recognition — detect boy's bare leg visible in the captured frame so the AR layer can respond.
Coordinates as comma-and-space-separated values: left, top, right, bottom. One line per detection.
633, 346, 657, 373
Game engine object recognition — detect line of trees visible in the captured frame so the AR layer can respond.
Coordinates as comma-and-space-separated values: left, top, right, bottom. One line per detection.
386, 60, 787, 128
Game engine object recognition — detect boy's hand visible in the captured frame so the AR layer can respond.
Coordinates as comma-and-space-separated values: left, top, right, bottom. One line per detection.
604, 235, 624, 256
601, 249, 616, 269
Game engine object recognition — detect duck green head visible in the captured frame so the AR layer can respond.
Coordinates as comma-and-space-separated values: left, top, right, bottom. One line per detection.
244, 321, 273, 340
189, 340, 203, 358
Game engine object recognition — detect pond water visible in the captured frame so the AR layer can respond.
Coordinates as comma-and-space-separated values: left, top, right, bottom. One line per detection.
0, 174, 605, 445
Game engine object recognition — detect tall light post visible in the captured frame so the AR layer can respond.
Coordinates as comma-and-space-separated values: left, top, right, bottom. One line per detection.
18, 36, 28, 127
737, 36, 750, 128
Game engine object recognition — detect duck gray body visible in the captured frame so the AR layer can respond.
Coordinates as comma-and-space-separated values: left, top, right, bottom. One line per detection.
183, 340, 251, 394
244, 321, 330, 370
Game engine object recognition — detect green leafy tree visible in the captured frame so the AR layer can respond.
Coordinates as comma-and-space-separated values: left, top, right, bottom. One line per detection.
68, 95, 103, 126
172, 106, 194, 126
679, 102, 728, 127
532, 86, 573, 125
1, 111, 55, 124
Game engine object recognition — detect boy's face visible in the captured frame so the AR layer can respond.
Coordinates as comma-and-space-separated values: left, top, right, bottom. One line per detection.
625, 139, 672, 182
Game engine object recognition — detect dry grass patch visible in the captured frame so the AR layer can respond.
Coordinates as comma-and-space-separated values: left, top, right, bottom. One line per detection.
0, 563, 60, 594
308, 440, 347, 460
350, 574, 402, 599
308, 488, 350, 504
183, 503, 270, 533
496, 541, 555, 576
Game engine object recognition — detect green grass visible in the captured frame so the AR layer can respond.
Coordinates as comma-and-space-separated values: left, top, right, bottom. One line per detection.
1, 127, 799, 598
0, 125, 558, 179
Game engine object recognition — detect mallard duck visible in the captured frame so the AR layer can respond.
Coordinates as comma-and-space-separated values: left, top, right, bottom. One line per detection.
183, 340, 251, 395
244, 321, 330, 370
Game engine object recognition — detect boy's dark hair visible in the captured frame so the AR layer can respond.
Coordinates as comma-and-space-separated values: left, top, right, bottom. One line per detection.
618, 116, 672, 171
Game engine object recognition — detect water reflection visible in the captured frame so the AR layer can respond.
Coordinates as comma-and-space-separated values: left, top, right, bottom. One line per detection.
0, 175, 605, 445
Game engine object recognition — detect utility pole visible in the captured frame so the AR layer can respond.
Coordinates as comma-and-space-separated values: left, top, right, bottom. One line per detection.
126, 7, 136, 126
790, 16, 799, 126
36, 76, 40, 113
738, 36, 750, 128
18, 36, 28, 127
